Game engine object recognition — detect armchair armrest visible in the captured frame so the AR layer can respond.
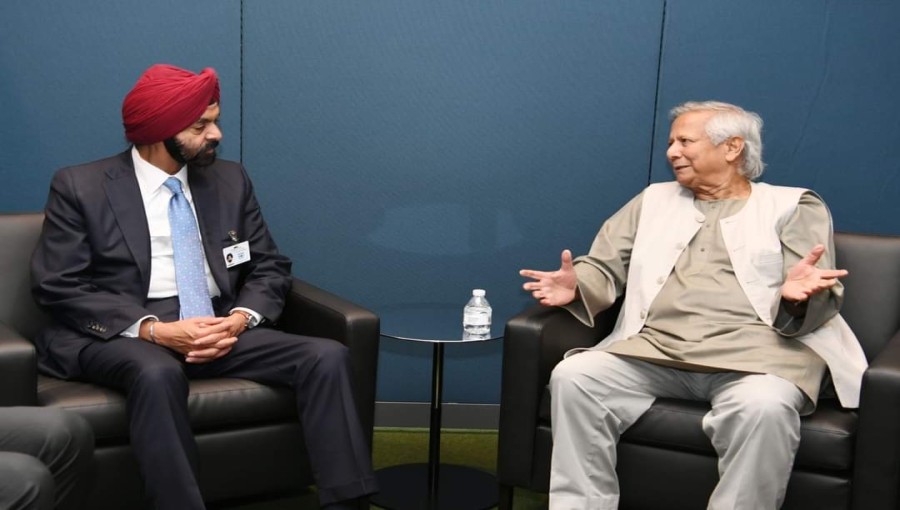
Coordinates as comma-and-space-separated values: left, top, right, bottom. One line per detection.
497, 302, 620, 485
0, 321, 38, 406
852, 327, 900, 510
278, 278, 380, 443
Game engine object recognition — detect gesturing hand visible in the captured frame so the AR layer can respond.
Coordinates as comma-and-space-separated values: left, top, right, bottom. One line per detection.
781, 244, 848, 303
519, 250, 578, 307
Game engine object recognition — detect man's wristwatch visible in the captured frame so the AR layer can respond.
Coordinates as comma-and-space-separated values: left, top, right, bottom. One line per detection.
232, 310, 253, 329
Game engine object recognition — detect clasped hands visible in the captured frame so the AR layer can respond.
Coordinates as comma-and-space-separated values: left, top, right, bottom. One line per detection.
145, 313, 247, 363
519, 244, 847, 307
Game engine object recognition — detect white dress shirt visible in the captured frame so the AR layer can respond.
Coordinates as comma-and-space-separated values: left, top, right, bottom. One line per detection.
122, 146, 259, 337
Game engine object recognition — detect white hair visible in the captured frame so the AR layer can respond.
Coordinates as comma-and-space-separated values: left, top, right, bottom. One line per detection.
669, 101, 765, 180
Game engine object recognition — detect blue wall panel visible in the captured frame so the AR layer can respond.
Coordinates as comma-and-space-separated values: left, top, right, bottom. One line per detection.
651, 0, 900, 235
4, 1, 893, 405
0, 0, 242, 212
242, 1, 664, 402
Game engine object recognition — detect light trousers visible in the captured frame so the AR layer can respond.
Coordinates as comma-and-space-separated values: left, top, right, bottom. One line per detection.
549, 351, 806, 510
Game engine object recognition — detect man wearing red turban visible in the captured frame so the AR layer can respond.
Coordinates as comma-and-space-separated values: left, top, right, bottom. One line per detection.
31, 64, 377, 510
123, 64, 221, 146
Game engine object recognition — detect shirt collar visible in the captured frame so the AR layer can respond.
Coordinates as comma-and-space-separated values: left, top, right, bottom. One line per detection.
131, 145, 190, 197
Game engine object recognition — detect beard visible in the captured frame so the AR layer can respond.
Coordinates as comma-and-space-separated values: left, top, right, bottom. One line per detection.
164, 137, 219, 168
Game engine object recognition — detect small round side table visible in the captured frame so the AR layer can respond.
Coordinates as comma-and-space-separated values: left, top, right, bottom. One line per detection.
371, 306, 502, 510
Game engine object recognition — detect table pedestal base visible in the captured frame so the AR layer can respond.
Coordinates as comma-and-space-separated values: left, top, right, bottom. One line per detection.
371, 463, 498, 510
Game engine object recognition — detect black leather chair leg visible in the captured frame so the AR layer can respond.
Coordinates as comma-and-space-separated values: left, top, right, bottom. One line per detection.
498, 484, 514, 510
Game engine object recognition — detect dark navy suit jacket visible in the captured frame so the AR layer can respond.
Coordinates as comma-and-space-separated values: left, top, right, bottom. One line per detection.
30, 150, 292, 379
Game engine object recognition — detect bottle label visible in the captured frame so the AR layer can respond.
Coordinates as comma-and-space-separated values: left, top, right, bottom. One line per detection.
464, 311, 490, 325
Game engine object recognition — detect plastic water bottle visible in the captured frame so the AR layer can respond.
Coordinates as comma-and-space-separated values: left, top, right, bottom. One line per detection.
463, 289, 492, 340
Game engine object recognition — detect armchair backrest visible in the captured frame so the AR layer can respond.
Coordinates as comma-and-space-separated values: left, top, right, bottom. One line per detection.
833, 232, 900, 361
0, 212, 48, 340
3, 213, 897, 363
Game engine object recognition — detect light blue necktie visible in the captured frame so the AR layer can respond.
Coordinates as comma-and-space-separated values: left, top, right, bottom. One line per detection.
163, 177, 215, 319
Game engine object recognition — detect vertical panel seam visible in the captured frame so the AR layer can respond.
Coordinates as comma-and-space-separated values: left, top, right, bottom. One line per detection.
240, 0, 245, 163
647, 0, 668, 185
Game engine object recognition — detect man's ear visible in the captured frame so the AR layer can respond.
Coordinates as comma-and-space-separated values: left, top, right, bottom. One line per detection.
724, 136, 745, 163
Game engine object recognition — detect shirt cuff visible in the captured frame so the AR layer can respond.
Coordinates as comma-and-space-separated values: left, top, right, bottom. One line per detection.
122, 315, 159, 337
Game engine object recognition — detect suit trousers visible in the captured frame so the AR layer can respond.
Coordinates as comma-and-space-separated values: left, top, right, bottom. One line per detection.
76, 298, 376, 510
0, 407, 94, 510
549, 351, 806, 510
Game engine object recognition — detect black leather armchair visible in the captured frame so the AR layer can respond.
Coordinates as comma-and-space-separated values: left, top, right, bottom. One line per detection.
0, 212, 380, 509
497, 232, 900, 510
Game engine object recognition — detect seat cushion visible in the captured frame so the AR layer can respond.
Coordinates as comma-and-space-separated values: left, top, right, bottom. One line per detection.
539, 387, 857, 472
38, 375, 297, 443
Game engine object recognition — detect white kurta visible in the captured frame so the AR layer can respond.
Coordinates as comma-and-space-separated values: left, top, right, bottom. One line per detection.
564, 181, 868, 409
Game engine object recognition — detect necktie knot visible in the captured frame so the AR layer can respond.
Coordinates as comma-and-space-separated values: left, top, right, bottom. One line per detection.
163, 176, 184, 195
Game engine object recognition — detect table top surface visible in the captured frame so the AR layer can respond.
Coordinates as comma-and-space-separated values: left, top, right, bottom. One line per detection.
377, 304, 502, 344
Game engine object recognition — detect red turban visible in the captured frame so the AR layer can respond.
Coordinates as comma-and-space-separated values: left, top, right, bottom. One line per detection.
122, 64, 220, 144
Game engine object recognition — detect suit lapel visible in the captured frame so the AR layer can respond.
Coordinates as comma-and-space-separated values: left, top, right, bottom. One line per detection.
104, 152, 152, 294
188, 166, 230, 298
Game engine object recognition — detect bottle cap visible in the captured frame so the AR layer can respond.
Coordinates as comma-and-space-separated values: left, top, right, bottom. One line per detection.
472, 289, 486, 297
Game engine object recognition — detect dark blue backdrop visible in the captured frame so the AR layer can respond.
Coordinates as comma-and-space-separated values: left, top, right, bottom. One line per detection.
2, 1, 898, 404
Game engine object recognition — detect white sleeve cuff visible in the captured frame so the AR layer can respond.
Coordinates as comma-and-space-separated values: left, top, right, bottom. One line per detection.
121, 315, 158, 337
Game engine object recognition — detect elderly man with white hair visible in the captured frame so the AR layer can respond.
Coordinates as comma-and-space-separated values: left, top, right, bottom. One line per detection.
520, 101, 867, 510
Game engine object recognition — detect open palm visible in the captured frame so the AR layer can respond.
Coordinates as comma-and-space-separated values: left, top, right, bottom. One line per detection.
782, 244, 848, 302
520, 250, 578, 307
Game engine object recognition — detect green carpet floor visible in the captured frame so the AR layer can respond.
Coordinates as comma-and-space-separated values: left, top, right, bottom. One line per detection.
220, 427, 547, 509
